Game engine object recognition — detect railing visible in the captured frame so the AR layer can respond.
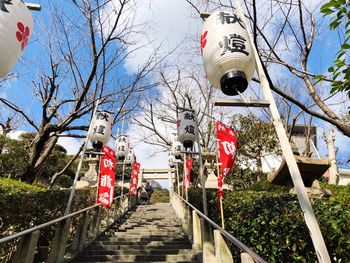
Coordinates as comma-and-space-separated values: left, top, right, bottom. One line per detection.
0, 193, 136, 263
170, 191, 267, 263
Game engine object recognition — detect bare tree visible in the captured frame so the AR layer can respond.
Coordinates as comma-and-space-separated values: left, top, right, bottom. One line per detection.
184, 0, 350, 137
132, 67, 222, 155
0, 0, 162, 183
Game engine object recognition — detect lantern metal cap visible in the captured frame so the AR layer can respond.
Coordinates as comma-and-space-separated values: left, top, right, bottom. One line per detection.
92, 141, 103, 151
183, 140, 194, 149
220, 71, 248, 96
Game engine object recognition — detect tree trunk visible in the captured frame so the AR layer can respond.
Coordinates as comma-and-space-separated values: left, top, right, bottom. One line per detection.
256, 155, 263, 181
21, 128, 58, 183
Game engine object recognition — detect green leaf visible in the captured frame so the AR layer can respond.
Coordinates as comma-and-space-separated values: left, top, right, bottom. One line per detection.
330, 20, 342, 29
341, 43, 350, 49
328, 66, 335, 72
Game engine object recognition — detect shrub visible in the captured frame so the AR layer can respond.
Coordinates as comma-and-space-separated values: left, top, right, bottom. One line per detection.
189, 186, 350, 262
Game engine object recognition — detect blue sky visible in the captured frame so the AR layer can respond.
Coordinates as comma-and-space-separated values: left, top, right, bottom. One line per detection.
2, 0, 349, 183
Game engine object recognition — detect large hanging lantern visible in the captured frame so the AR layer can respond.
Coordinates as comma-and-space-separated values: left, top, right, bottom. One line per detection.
0, 0, 33, 78
115, 135, 129, 161
125, 148, 135, 166
177, 110, 197, 149
201, 11, 255, 96
171, 141, 183, 160
89, 110, 113, 150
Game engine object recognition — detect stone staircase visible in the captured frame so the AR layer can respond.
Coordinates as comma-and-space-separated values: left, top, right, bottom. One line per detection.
71, 203, 198, 263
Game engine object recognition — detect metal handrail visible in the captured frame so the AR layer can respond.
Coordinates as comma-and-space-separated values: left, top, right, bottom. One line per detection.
0, 193, 130, 244
172, 191, 267, 263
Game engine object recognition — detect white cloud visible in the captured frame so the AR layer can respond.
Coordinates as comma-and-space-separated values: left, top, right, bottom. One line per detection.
8, 130, 25, 139
57, 136, 83, 155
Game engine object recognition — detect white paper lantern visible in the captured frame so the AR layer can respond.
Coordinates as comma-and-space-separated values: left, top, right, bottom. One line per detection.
0, 0, 33, 78
125, 148, 135, 165
177, 110, 197, 148
89, 110, 112, 150
171, 141, 183, 160
201, 11, 255, 96
168, 151, 175, 168
116, 135, 129, 160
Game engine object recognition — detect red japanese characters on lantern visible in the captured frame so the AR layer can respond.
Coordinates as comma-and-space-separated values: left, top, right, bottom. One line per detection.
0, 0, 33, 77
97, 146, 116, 208
89, 110, 113, 150
201, 11, 256, 96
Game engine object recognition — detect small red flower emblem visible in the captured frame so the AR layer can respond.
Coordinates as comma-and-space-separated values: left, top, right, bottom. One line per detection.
176, 119, 181, 127
200, 30, 208, 54
16, 22, 30, 51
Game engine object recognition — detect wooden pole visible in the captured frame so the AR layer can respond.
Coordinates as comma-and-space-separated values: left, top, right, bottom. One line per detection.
215, 138, 225, 229
64, 100, 100, 215
120, 162, 125, 208
235, 2, 330, 262
176, 162, 181, 194
184, 153, 188, 201
326, 128, 339, 185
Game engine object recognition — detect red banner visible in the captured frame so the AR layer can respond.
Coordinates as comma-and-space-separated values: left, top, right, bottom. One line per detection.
97, 146, 116, 208
129, 162, 140, 195
216, 121, 238, 197
183, 157, 193, 189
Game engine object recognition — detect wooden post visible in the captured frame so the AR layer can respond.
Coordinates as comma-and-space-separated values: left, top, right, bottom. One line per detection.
235, 2, 330, 262
120, 162, 125, 209
194, 112, 209, 216
12, 230, 40, 263
214, 230, 234, 263
47, 219, 71, 263
192, 210, 202, 250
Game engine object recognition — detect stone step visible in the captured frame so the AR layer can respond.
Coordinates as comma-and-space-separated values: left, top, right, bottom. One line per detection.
99, 236, 189, 242
90, 243, 193, 250
85, 248, 193, 256
74, 253, 196, 262
92, 240, 192, 247
103, 233, 187, 238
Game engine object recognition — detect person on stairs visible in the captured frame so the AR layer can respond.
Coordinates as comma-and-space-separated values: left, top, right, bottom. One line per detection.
145, 181, 153, 203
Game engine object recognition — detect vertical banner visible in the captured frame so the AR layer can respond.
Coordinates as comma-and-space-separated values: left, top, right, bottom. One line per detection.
216, 121, 238, 197
185, 157, 193, 189
129, 162, 140, 195
97, 146, 116, 208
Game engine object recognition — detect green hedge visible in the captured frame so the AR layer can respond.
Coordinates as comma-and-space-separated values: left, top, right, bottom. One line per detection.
0, 178, 125, 262
189, 183, 350, 262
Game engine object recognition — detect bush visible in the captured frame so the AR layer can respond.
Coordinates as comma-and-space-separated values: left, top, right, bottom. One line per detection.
0, 178, 98, 262
189, 185, 350, 262
55, 174, 73, 188
150, 189, 169, 203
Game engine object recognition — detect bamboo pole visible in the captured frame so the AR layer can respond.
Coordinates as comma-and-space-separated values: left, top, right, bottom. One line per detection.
215, 138, 225, 229
184, 153, 188, 201
64, 100, 100, 215
176, 162, 181, 194
235, 2, 330, 262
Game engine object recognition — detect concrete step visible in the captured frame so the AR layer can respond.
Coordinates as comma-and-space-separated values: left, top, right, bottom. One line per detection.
90, 243, 193, 250
92, 240, 192, 247
85, 248, 194, 256
74, 253, 196, 262
103, 233, 187, 238
99, 236, 189, 242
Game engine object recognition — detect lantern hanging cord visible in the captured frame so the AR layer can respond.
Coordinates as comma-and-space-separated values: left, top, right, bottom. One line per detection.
237, 90, 255, 115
